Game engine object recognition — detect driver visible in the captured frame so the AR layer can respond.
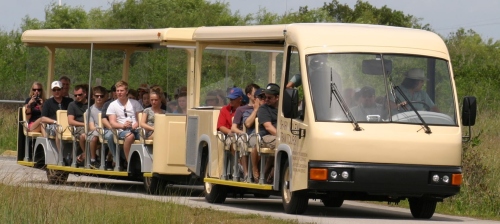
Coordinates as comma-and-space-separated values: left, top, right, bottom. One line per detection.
392, 68, 438, 112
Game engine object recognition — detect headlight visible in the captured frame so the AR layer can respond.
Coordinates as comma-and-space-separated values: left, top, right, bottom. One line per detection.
442, 175, 450, 183
432, 174, 440, 183
341, 171, 349, 179
330, 171, 338, 179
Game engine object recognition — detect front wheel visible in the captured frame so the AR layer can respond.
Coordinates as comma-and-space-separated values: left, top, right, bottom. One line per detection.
409, 198, 437, 219
144, 176, 168, 195
46, 169, 69, 185
281, 160, 308, 214
204, 161, 227, 203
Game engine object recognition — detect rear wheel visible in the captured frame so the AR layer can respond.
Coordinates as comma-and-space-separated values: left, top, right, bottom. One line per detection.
144, 176, 168, 195
46, 169, 69, 185
409, 198, 437, 219
281, 160, 308, 214
204, 161, 227, 203
322, 198, 344, 207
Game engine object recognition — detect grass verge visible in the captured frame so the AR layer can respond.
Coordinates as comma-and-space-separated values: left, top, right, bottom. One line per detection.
0, 183, 298, 224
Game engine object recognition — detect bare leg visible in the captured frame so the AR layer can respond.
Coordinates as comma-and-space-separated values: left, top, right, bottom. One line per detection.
79, 133, 86, 159
123, 134, 135, 162
90, 137, 98, 160
240, 155, 248, 177
251, 147, 260, 181
30, 118, 43, 133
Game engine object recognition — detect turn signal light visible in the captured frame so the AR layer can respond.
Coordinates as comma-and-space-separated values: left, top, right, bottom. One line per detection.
310, 168, 327, 181
451, 174, 462, 186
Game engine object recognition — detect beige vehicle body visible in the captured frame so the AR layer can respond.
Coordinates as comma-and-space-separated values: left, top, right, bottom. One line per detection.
167, 23, 476, 217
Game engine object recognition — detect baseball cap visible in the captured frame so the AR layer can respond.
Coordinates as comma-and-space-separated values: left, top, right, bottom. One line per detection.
405, 68, 427, 81
226, 87, 244, 100
254, 88, 265, 98
264, 83, 280, 95
51, 81, 62, 90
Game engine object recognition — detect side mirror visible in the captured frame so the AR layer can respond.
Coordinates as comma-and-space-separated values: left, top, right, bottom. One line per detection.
283, 88, 298, 118
461, 96, 476, 126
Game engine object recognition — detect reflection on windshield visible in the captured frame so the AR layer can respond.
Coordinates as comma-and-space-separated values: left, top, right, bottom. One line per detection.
307, 53, 457, 126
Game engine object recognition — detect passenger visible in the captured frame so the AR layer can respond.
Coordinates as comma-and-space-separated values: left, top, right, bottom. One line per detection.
128, 89, 139, 100
205, 91, 219, 106
41, 81, 73, 154
67, 84, 90, 166
286, 54, 328, 88
393, 68, 439, 112
107, 81, 143, 164
101, 84, 118, 170
214, 89, 227, 106
257, 83, 280, 183
149, 85, 167, 110
59, 76, 72, 98
140, 90, 166, 140
141, 92, 151, 108
137, 83, 149, 105
167, 100, 178, 113
350, 86, 383, 121
174, 93, 187, 114
87, 86, 108, 169
230, 84, 260, 180
242, 87, 266, 182
24, 82, 45, 133
217, 87, 245, 136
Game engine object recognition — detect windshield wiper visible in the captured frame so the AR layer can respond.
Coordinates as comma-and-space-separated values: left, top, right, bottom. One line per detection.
330, 69, 362, 131
394, 86, 432, 134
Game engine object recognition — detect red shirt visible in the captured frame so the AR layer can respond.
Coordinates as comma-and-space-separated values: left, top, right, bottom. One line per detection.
217, 104, 236, 131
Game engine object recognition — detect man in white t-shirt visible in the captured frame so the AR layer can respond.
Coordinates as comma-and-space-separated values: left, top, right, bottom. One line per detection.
106, 81, 143, 164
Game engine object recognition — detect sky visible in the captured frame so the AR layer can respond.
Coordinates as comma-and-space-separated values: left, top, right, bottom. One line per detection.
1, 0, 499, 41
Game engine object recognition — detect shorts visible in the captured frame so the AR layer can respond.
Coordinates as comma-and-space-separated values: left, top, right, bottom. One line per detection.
248, 135, 276, 149
119, 129, 140, 140
73, 126, 85, 136
28, 121, 35, 130
45, 124, 57, 137
86, 130, 100, 140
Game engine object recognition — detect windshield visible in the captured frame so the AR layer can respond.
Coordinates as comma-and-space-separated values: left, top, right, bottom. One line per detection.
308, 53, 457, 126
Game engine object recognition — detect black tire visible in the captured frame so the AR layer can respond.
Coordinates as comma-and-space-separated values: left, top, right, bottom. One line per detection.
409, 198, 437, 219
322, 198, 344, 207
144, 176, 168, 195
281, 160, 308, 214
204, 161, 227, 203
46, 169, 69, 185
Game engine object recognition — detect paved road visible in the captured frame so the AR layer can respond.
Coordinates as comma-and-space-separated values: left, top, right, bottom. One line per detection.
0, 156, 497, 224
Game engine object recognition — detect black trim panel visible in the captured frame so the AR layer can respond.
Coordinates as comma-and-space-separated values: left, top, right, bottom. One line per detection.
308, 161, 461, 199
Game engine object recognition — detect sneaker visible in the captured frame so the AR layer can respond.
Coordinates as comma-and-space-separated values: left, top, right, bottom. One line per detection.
105, 161, 113, 171
90, 161, 100, 169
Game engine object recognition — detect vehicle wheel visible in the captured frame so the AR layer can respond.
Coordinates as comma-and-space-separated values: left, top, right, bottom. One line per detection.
281, 160, 308, 214
253, 193, 270, 198
204, 161, 227, 203
46, 169, 69, 185
409, 198, 437, 219
322, 198, 344, 207
144, 176, 167, 195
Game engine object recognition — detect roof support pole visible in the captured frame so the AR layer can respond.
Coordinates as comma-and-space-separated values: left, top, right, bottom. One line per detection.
268, 52, 278, 84
185, 49, 196, 109
122, 50, 133, 82
45, 46, 55, 99
193, 42, 207, 108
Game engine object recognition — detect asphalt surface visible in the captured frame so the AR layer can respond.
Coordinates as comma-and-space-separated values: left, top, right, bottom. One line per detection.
0, 156, 497, 224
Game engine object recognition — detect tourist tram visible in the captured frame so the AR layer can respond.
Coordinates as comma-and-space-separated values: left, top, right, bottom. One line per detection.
17, 23, 477, 219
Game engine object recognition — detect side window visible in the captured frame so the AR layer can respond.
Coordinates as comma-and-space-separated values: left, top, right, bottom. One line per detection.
283, 46, 303, 119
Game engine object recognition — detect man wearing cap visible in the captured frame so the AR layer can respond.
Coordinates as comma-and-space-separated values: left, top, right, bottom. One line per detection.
41, 80, 73, 154
67, 84, 90, 166
217, 87, 244, 135
350, 86, 383, 121
394, 68, 438, 112
257, 83, 280, 183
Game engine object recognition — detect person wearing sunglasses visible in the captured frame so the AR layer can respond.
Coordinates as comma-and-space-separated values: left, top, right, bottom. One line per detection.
107, 81, 144, 167
257, 83, 281, 184
41, 81, 74, 154
85, 86, 108, 169
67, 84, 90, 167
24, 82, 46, 133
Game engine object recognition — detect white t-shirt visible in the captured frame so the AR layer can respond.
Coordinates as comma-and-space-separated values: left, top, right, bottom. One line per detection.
106, 99, 144, 131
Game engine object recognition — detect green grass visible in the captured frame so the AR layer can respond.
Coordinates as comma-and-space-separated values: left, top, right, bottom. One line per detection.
0, 106, 18, 155
0, 183, 299, 224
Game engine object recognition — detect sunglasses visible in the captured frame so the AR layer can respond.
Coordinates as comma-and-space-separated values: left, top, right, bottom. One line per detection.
75, 94, 84, 97
52, 88, 61, 92
123, 108, 128, 118
94, 94, 104, 98
257, 95, 266, 100
32, 88, 42, 92
265, 96, 275, 100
